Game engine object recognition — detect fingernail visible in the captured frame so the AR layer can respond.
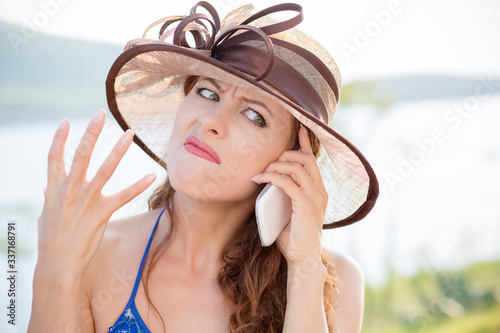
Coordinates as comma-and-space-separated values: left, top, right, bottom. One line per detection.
57, 118, 68, 130
92, 110, 105, 123
43, 187, 47, 197
120, 129, 134, 143
251, 174, 262, 181
145, 173, 157, 182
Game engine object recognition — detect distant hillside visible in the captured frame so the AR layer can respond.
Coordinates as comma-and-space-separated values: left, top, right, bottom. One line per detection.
374, 75, 500, 101
341, 75, 500, 107
0, 20, 122, 123
1, 20, 499, 124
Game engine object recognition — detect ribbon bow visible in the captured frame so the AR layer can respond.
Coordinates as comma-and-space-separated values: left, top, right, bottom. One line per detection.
141, 2, 304, 81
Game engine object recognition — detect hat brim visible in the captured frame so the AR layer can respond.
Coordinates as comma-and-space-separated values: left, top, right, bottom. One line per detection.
106, 42, 379, 229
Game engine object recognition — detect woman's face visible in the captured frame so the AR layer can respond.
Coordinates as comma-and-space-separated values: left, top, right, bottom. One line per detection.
166, 77, 295, 203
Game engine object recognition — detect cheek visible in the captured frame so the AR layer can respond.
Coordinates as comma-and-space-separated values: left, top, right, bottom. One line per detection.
165, 102, 195, 162
170, 103, 192, 136
211, 137, 289, 201
232, 129, 289, 172
165, 106, 195, 182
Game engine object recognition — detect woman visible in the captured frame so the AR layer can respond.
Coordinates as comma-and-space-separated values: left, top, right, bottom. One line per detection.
29, 2, 378, 332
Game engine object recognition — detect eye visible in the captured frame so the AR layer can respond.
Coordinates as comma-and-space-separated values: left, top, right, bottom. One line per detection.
196, 87, 220, 101
242, 108, 267, 128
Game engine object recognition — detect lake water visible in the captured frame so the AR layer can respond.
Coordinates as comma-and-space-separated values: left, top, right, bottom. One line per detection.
1, 94, 500, 331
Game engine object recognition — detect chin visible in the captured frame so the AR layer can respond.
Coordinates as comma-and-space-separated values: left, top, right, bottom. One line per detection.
170, 169, 260, 204
167, 164, 203, 196
167, 149, 262, 204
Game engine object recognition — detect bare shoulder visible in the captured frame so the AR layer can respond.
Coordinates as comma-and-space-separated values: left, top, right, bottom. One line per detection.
82, 208, 166, 291
326, 248, 364, 286
91, 209, 157, 258
324, 248, 365, 333
101, 209, 162, 248
80, 208, 167, 331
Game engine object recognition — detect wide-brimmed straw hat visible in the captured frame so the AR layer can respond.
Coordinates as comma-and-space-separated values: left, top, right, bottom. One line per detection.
106, 1, 379, 229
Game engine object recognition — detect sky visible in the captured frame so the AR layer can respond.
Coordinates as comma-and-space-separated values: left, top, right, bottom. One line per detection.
1, 0, 500, 81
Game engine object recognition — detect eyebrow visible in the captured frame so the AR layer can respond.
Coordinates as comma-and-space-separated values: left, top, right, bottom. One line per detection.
239, 96, 274, 120
199, 78, 276, 120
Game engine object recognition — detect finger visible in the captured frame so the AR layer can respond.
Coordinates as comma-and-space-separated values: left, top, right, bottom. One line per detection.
107, 173, 157, 211
43, 187, 47, 198
253, 172, 326, 230
254, 171, 326, 231
277, 150, 322, 187
47, 118, 70, 186
252, 172, 303, 202
89, 129, 134, 193
260, 161, 315, 194
68, 110, 106, 181
256, 166, 324, 210
298, 124, 313, 155
263, 157, 328, 210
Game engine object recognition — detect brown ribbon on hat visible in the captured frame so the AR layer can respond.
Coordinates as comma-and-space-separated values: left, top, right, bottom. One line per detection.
140, 2, 339, 124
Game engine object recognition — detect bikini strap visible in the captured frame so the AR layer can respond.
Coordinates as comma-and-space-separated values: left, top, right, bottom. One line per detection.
128, 207, 166, 302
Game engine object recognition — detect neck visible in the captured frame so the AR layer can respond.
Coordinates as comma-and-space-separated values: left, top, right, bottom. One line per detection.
165, 190, 257, 275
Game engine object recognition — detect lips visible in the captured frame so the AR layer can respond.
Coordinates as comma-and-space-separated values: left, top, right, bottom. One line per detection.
183, 135, 221, 164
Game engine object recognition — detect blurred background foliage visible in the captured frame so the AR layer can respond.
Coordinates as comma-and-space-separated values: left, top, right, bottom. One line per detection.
362, 260, 500, 333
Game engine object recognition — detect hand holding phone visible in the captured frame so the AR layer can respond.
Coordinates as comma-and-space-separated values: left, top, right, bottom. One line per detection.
255, 146, 299, 247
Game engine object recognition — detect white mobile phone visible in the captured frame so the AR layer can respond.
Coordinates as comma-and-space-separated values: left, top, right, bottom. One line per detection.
255, 146, 299, 247
255, 182, 292, 247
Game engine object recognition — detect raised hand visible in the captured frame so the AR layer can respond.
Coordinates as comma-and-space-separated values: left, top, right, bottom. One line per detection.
37, 109, 157, 277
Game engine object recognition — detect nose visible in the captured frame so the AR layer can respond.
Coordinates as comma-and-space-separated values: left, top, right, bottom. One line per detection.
198, 93, 237, 138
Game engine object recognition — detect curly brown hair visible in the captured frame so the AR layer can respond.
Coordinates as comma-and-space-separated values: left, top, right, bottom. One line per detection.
141, 76, 338, 332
